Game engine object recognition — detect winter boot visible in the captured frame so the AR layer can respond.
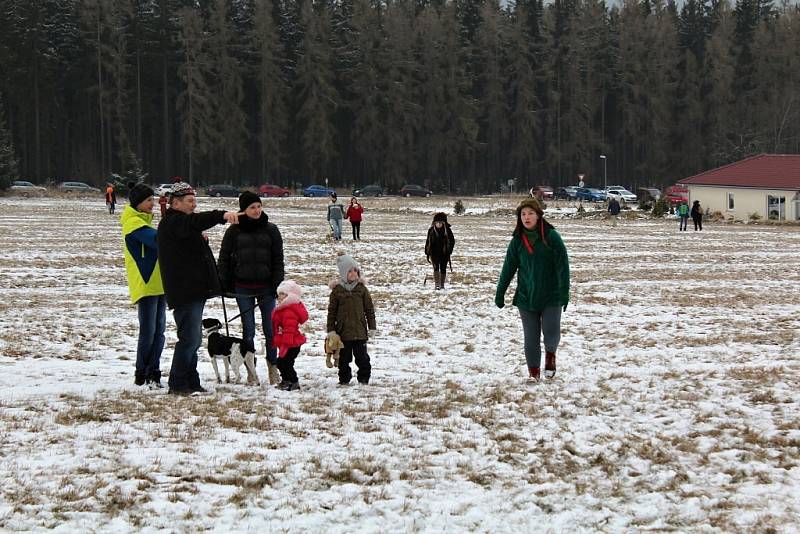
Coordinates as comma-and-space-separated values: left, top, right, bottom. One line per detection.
440, 271, 446, 290
146, 370, 163, 389
244, 352, 260, 385
267, 362, 280, 385
433, 271, 441, 290
134, 371, 146, 386
528, 367, 540, 382
544, 352, 556, 379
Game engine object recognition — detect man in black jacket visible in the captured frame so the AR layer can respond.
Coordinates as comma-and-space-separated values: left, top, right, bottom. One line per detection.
158, 183, 241, 395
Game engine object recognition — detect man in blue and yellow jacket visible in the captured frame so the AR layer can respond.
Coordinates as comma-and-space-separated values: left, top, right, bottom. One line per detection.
121, 183, 166, 388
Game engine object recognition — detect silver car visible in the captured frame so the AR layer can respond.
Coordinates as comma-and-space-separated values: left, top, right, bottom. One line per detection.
10, 181, 47, 195
606, 188, 637, 204
59, 181, 101, 193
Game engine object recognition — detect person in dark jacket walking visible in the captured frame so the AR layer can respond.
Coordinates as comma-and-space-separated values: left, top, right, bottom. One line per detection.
424, 212, 455, 290
691, 200, 703, 231
157, 183, 241, 395
607, 197, 621, 226
495, 198, 570, 382
217, 191, 285, 385
327, 253, 376, 385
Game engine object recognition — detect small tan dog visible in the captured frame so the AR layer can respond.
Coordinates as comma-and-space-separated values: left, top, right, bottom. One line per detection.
324, 331, 344, 368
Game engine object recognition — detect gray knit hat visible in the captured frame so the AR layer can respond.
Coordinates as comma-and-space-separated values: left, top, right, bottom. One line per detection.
336, 253, 361, 284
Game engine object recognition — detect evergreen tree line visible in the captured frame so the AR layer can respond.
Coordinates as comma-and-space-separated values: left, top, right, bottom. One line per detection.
1, 0, 798, 193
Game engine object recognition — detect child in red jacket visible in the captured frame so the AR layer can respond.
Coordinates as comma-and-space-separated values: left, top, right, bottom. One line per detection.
271, 280, 308, 391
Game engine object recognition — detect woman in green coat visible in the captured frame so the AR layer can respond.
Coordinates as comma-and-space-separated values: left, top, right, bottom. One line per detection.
495, 198, 570, 382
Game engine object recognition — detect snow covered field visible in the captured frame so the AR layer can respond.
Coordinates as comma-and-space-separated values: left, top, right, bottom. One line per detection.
0, 195, 798, 532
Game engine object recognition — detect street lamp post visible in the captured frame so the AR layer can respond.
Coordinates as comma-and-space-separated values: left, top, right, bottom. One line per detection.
599, 155, 607, 191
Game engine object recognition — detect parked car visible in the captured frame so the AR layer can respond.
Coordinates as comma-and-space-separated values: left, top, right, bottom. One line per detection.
637, 188, 661, 204
553, 186, 578, 200
664, 185, 689, 206
258, 184, 292, 197
529, 185, 554, 200
154, 183, 173, 196
575, 187, 607, 202
303, 184, 337, 197
205, 184, 240, 197
605, 188, 637, 204
10, 181, 47, 195
399, 184, 433, 197
353, 184, 384, 197
59, 181, 101, 193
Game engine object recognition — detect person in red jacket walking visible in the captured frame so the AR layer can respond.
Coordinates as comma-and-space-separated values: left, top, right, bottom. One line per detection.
345, 197, 364, 240
271, 280, 308, 391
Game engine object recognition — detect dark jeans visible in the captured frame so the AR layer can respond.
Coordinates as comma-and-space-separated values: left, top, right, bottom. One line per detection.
276, 346, 300, 383
679, 216, 688, 231
235, 287, 277, 365
136, 294, 166, 379
339, 340, 370, 384
168, 298, 205, 391
519, 306, 561, 369
692, 215, 702, 231
351, 221, 361, 240
431, 256, 448, 276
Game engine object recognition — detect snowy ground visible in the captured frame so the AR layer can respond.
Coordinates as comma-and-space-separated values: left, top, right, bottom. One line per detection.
0, 195, 798, 533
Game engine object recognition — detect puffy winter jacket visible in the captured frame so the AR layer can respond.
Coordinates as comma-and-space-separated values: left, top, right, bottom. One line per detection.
346, 204, 364, 223
271, 298, 308, 357
326, 280, 376, 342
157, 208, 226, 309
121, 205, 164, 304
217, 213, 284, 293
496, 227, 570, 311
425, 223, 455, 261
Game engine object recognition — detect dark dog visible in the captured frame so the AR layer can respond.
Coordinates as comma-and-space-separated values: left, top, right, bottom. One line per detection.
202, 318, 259, 385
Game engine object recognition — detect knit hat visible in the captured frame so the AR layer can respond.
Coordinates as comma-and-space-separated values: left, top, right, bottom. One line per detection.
128, 182, 154, 209
276, 279, 302, 299
239, 191, 262, 211
516, 197, 544, 218
169, 182, 195, 199
433, 212, 448, 223
336, 253, 361, 283
330, 192, 338, 200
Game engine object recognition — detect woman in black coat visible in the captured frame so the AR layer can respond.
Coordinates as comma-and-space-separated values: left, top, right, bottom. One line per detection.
217, 192, 285, 384
424, 212, 455, 290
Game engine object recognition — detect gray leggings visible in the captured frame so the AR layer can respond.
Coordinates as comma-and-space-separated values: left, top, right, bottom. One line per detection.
519, 306, 562, 368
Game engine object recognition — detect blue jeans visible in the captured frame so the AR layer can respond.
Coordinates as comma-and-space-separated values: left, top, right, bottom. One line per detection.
330, 218, 342, 240
519, 306, 561, 369
136, 295, 166, 379
235, 288, 277, 365
168, 298, 206, 391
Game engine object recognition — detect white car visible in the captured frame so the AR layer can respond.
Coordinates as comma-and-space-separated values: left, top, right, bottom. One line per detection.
10, 181, 47, 195
154, 183, 173, 196
606, 188, 637, 204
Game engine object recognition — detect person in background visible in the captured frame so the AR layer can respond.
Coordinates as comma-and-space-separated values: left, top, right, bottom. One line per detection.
157, 183, 241, 396
607, 196, 621, 227
105, 184, 117, 215
691, 200, 703, 231
424, 212, 455, 290
327, 193, 345, 241
217, 191, 285, 386
677, 201, 690, 231
121, 182, 165, 388
495, 198, 570, 382
345, 197, 364, 240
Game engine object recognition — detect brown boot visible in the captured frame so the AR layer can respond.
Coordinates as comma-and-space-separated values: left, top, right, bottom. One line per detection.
544, 352, 556, 379
433, 271, 441, 290
528, 367, 540, 382
440, 271, 446, 289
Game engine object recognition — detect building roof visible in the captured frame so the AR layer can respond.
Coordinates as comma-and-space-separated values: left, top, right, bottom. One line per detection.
679, 154, 800, 190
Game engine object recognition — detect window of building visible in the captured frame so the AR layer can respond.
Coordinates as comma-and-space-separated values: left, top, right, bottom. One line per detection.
727, 192, 735, 211
767, 195, 786, 221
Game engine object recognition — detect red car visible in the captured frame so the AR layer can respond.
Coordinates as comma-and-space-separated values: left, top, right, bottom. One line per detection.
258, 184, 291, 197
664, 185, 689, 206
529, 185, 554, 200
